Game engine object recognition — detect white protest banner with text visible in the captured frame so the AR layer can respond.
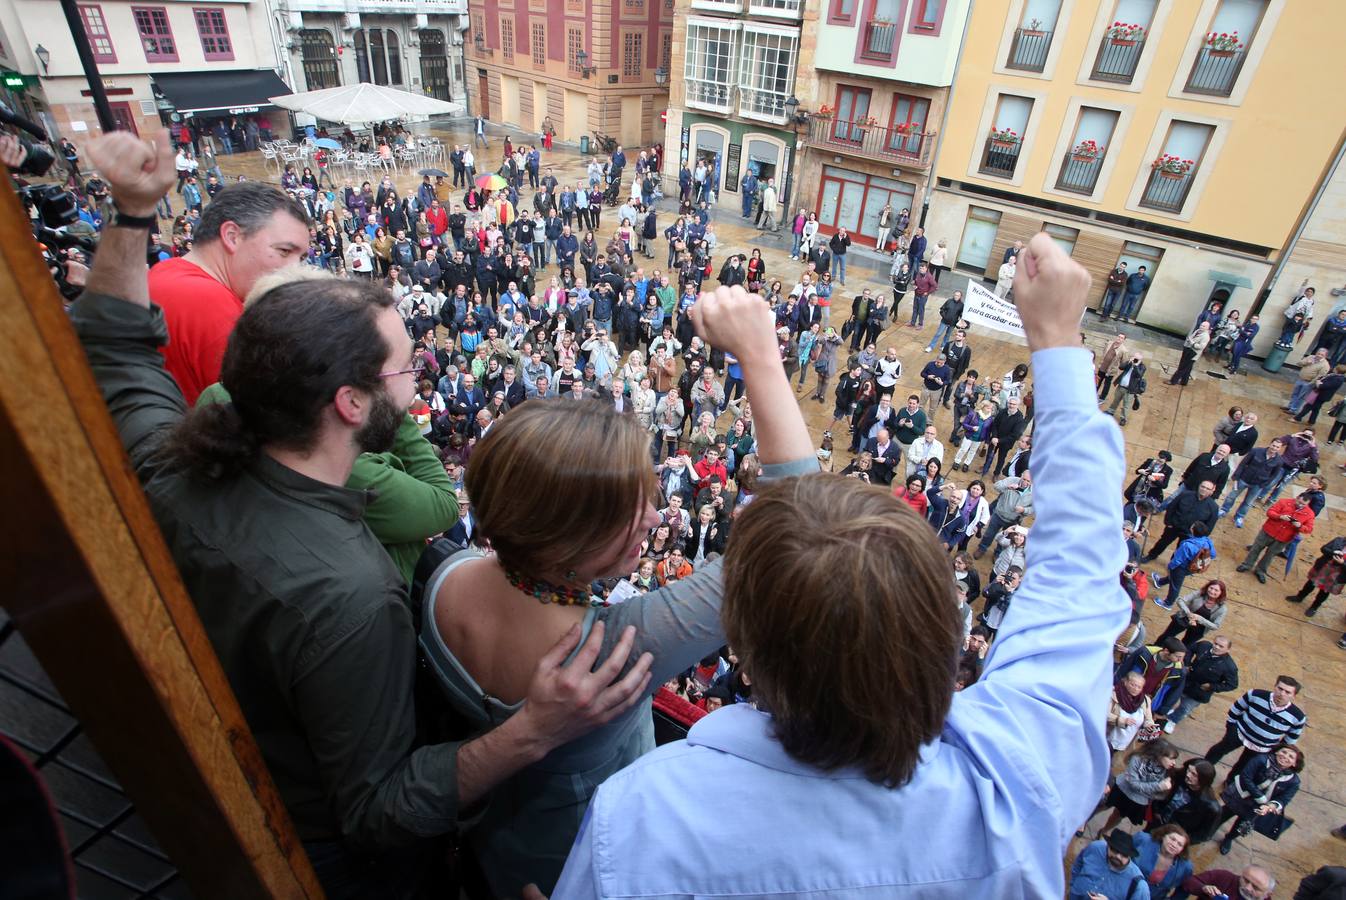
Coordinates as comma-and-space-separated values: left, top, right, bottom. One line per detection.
963, 279, 1025, 340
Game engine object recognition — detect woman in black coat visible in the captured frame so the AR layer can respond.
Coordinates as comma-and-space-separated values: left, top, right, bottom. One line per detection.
1294, 365, 1346, 426
1215, 744, 1303, 855
1147, 758, 1221, 844
641, 208, 658, 259
1126, 452, 1173, 509
579, 232, 599, 280
685, 507, 727, 563
614, 288, 642, 355
745, 248, 767, 292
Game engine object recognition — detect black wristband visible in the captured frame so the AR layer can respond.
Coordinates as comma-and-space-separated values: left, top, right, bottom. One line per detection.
112, 204, 158, 230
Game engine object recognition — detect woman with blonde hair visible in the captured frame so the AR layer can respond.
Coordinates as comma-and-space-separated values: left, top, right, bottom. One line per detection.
619, 349, 647, 395
929, 238, 949, 284
689, 410, 719, 458
419, 287, 815, 896
631, 375, 657, 431
954, 400, 996, 472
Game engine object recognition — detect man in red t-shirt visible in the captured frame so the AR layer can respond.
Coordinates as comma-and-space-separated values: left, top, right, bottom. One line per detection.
148, 182, 310, 403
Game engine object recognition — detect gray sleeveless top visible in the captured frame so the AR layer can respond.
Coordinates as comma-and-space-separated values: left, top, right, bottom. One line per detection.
419, 549, 726, 897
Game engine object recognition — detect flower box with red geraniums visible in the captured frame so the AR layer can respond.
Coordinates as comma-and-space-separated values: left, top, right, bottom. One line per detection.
1151, 154, 1194, 179
815, 104, 834, 120
1021, 17, 1045, 37
1071, 139, 1105, 162
1205, 31, 1244, 56
989, 127, 1021, 148
1106, 22, 1146, 45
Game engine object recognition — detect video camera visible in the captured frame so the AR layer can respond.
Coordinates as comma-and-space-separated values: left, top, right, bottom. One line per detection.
20, 183, 94, 301
2, 101, 94, 300
0, 100, 57, 178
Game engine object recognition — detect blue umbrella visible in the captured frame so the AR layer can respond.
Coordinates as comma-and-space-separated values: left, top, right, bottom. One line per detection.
313, 137, 342, 150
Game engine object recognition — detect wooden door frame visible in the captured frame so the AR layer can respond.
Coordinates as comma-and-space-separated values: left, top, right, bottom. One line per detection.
0, 158, 321, 897
108, 100, 139, 135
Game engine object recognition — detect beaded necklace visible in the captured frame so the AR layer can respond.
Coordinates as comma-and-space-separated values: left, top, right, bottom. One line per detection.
505, 568, 609, 607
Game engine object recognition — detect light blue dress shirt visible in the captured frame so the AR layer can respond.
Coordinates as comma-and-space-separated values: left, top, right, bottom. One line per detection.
552, 347, 1129, 899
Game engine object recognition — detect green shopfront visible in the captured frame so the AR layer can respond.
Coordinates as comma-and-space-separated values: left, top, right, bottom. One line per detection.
679, 112, 793, 212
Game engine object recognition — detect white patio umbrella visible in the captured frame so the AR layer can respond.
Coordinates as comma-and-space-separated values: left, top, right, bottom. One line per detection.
268, 83, 465, 125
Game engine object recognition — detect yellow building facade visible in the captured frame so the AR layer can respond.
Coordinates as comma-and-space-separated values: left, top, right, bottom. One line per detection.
927, 0, 1346, 348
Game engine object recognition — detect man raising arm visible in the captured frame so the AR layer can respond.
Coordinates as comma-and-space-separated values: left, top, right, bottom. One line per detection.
551, 233, 1127, 898
72, 130, 654, 898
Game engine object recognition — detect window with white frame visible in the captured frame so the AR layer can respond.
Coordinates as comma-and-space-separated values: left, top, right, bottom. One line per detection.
684, 20, 738, 112
738, 26, 798, 123
690, 0, 743, 12
748, 0, 803, 19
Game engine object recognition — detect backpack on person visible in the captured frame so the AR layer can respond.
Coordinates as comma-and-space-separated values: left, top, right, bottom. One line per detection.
1188, 545, 1212, 574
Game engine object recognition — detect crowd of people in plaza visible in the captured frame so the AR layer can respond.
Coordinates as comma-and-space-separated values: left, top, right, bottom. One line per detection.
18, 113, 1345, 900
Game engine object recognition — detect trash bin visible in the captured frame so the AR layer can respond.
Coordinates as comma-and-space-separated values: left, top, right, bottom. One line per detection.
1262, 342, 1292, 373
580, 135, 590, 154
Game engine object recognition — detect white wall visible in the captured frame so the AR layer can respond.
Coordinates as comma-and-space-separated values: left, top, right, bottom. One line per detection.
11, 0, 278, 79
813, 0, 970, 87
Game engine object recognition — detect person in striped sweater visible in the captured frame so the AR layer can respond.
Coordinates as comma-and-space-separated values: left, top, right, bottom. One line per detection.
1203, 678, 1306, 781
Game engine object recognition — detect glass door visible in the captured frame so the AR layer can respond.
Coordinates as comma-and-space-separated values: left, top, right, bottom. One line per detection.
956, 206, 1002, 273
858, 177, 916, 246
833, 86, 870, 143
888, 95, 929, 156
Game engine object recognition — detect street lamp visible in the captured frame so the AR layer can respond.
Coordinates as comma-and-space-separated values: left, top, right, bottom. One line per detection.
654, 66, 668, 86
781, 95, 808, 210
472, 31, 485, 53
34, 44, 50, 74
576, 49, 597, 78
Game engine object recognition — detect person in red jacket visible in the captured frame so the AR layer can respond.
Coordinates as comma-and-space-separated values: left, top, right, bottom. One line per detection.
1237, 492, 1315, 583
892, 474, 929, 517
693, 446, 729, 490
655, 547, 694, 585
426, 198, 449, 248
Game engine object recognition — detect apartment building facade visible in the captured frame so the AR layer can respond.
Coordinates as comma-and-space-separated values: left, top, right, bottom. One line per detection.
465, 0, 674, 151
273, 0, 469, 105
0, 0, 287, 152
663, 0, 805, 212
928, 0, 1346, 346
794, 0, 970, 248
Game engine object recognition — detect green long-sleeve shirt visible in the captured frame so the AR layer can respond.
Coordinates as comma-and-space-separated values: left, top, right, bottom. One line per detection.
654, 283, 677, 317
72, 292, 472, 849
198, 383, 457, 585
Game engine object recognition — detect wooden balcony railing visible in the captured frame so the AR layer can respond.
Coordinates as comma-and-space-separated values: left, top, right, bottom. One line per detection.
810, 117, 934, 166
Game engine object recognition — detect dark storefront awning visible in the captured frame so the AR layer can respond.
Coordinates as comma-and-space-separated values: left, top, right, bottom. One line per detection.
153, 70, 292, 116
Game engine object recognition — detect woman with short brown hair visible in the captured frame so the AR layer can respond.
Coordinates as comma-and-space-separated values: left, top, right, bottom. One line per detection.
419, 286, 816, 896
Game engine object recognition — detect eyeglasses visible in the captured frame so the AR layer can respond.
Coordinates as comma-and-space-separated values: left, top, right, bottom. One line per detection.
378, 360, 426, 379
